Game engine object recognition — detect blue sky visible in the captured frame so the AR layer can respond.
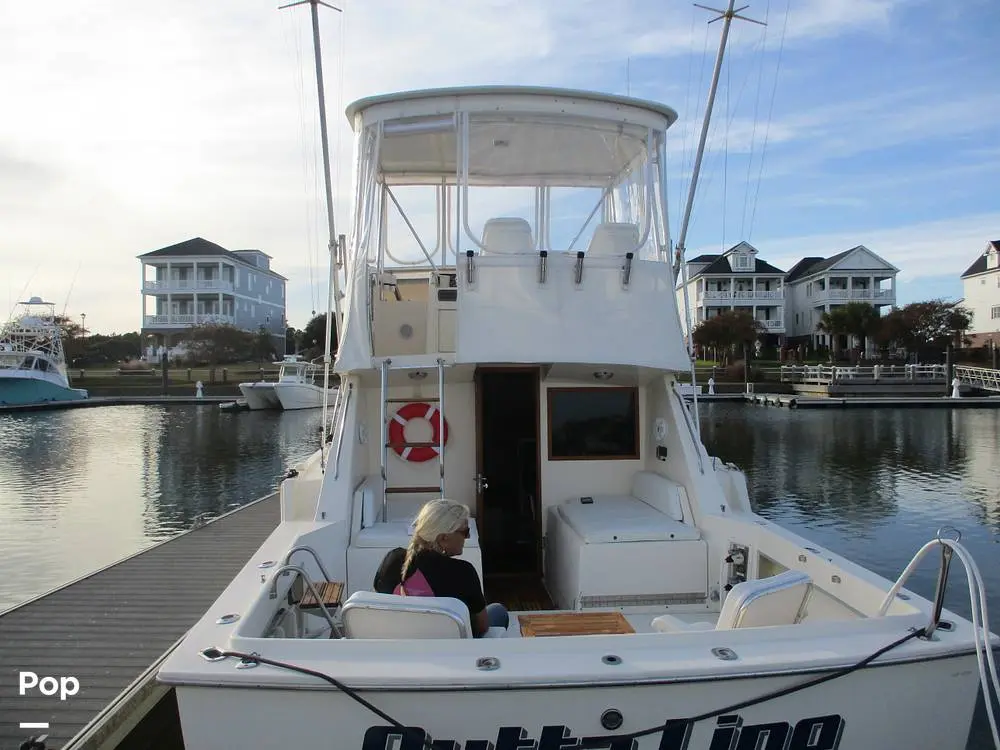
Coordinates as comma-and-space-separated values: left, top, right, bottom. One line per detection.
2, 0, 998, 333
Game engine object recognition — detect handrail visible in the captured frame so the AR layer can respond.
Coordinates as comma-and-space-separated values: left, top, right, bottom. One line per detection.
437, 357, 446, 498
282, 545, 334, 583
384, 185, 440, 274
955, 364, 1000, 393
267, 564, 340, 638
672, 381, 704, 474
379, 359, 390, 522
333, 382, 353, 479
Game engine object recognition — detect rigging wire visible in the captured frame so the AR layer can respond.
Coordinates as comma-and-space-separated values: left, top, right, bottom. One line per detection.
747, 0, 790, 241
676, 6, 703, 215
678, 16, 715, 220
722, 50, 730, 250
691, 21, 760, 247
284, 12, 319, 318
684, 22, 764, 249
60, 261, 83, 319
741, 0, 772, 239
8, 264, 40, 322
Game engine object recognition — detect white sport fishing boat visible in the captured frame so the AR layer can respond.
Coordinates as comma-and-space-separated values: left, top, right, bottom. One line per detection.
158, 5, 1000, 749
238, 355, 329, 410
272, 356, 335, 411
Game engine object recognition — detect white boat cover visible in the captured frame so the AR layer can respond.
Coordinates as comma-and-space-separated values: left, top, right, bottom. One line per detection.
556, 495, 701, 543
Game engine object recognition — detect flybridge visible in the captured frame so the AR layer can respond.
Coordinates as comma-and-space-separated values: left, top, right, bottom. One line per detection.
332, 87, 692, 373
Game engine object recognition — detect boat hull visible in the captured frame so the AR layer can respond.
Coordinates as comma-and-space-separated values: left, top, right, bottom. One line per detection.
238, 382, 281, 410
273, 382, 333, 410
171, 651, 980, 750
0, 376, 88, 406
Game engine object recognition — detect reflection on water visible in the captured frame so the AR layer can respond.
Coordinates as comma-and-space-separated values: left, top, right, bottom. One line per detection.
701, 404, 1000, 625
0, 405, 324, 611
701, 404, 1000, 750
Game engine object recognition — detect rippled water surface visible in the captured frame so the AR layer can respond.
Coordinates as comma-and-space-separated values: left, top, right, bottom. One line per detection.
700, 404, 1000, 624
0, 404, 324, 611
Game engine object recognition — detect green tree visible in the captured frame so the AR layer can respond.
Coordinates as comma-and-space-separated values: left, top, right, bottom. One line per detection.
873, 300, 972, 359
693, 311, 762, 363
284, 326, 300, 355
818, 302, 882, 359
252, 326, 275, 364
300, 312, 337, 360
181, 323, 254, 365
816, 307, 851, 359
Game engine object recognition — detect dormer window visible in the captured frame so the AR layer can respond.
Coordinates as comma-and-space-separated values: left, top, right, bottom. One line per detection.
732, 253, 753, 271
988, 247, 999, 270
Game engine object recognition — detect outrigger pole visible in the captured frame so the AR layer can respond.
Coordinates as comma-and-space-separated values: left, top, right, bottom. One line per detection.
674, 0, 764, 433
280, 0, 345, 448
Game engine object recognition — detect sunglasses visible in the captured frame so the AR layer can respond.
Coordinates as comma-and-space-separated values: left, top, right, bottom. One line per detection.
455, 525, 470, 538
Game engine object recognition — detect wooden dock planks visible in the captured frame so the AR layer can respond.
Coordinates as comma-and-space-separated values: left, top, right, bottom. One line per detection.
0, 492, 281, 749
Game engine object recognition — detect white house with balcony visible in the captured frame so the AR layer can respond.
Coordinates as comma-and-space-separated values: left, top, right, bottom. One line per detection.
676, 241, 787, 343
139, 237, 288, 360
784, 245, 897, 351
959, 239, 1000, 347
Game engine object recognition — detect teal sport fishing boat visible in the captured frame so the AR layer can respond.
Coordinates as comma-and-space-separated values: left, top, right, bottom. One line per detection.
0, 297, 89, 406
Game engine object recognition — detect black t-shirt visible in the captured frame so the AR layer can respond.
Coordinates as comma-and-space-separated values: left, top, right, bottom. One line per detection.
373, 548, 487, 633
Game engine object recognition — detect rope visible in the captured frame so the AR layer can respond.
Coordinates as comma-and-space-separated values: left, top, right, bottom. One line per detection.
204, 648, 438, 750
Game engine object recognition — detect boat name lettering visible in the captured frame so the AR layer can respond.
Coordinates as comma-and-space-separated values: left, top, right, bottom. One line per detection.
360, 712, 846, 750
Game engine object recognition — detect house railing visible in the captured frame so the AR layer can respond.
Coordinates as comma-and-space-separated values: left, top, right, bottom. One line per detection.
143, 280, 235, 293
143, 314, 236, 326
954, 365, 1000, 393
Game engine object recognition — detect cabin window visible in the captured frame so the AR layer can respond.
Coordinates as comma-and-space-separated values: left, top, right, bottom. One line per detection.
547, 387, 639, 460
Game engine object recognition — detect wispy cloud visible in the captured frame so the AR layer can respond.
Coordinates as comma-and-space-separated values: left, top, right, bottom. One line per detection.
0, 0, 994, 333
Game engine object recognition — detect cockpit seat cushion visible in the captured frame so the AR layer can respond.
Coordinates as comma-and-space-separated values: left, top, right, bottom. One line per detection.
556, 494, 700, 543
652, 570, 813, 633
586, 222, 640, 256
631, 470, 686, 522
342, 591, 473, 639
482, 217, 535, 254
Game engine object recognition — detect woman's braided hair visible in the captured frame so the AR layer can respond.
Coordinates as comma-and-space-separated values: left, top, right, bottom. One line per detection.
401, 498, 470, 581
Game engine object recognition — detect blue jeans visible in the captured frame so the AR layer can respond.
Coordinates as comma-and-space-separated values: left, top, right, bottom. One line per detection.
486, 602, 510, 629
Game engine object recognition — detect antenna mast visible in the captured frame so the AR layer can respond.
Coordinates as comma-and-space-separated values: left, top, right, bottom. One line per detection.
675, 0, 764, 434
280, 0, 344, 451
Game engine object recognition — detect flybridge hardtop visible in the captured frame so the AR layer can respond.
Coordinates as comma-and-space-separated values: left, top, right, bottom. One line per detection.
344, 85, 680, 123
332, 85, 690, 375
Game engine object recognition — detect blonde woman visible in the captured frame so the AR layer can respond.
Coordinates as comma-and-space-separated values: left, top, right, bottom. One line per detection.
373, 499, 509, 637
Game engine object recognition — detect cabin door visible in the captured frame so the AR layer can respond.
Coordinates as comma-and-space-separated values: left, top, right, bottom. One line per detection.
474, 367, 541, 580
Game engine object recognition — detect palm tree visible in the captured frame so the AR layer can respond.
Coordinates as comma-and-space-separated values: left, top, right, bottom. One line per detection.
816, 307, 851, 360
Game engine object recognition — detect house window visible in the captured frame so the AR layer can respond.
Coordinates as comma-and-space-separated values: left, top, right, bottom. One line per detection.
732, 254, 752, 271
992, 306, 1000, 320
547, 387, 639, 460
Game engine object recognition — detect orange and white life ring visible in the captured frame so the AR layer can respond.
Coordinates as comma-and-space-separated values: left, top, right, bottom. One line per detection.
388, 402, 449, 462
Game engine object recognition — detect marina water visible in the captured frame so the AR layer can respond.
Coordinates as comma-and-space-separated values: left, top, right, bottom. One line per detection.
0, 402, 996, 746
